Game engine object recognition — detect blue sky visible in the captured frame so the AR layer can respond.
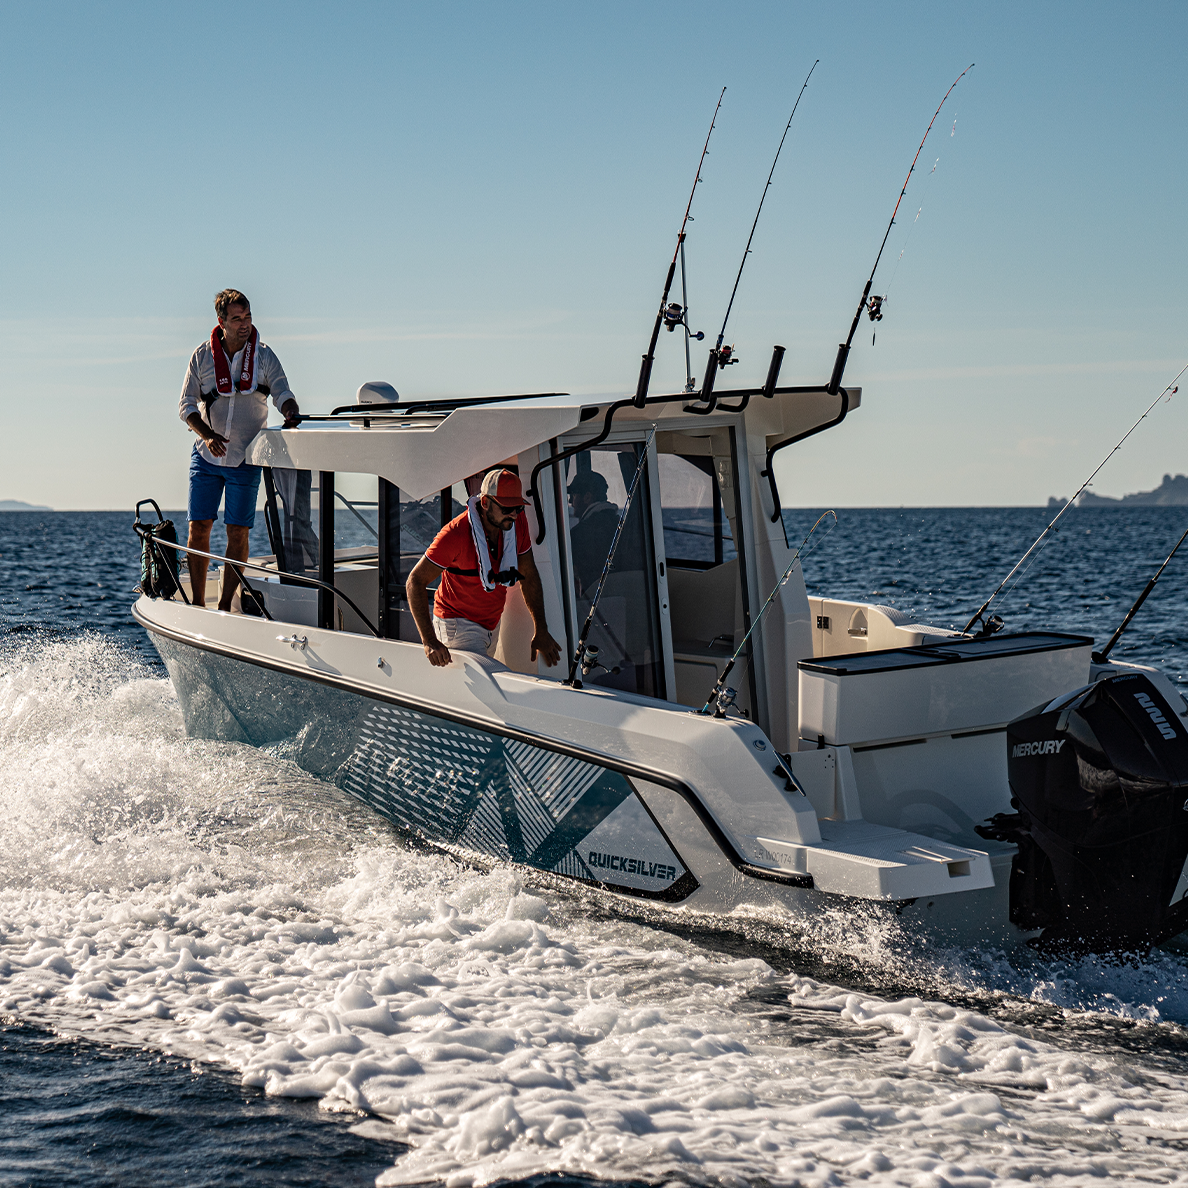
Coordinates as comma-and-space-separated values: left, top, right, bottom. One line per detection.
2, 1, 1185, 509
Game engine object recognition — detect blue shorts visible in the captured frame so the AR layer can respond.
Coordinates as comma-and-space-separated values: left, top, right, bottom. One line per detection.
188, 446, 262, 527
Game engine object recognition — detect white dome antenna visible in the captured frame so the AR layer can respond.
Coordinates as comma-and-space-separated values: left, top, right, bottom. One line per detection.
356, 381, 400, 405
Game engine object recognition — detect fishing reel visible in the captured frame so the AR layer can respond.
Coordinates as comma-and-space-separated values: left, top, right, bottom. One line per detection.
569, 643, 621, 688
971, 613, 1005, 639
866, 294, 885, 322
713, 686, 738, 718
662, 302, 705, 340
716, 344, 739, 368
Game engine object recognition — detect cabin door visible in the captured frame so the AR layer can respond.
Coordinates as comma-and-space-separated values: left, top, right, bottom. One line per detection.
655, 428, 755, 717
560, 439, 671, 699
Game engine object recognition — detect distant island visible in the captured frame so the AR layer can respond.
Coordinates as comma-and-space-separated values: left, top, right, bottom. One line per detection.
1048, 473, 1188, 510
0, 499, 52, 511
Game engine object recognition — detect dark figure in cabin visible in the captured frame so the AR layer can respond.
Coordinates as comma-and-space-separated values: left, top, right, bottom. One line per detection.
568, 471, 622, 597
178, 289, 301, 609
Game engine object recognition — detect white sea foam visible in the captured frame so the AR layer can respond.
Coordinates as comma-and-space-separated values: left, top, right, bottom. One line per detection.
5, 636, 1188, 1187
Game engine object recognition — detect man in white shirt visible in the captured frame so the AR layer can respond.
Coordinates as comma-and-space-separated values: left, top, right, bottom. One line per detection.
178, 289, 300, 610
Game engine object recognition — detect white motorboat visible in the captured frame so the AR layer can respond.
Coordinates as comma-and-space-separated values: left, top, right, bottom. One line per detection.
133, 374, 1188, 954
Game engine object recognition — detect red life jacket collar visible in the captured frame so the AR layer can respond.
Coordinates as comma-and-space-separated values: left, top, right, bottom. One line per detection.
211, 326, 259, 395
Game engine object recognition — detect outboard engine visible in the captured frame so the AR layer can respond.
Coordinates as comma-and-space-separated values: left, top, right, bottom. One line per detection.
980, 671, 1188, 954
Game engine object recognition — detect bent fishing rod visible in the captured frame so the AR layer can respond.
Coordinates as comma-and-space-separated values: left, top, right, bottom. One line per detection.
692, 60, 818, 412
962, 361, 1188, 635
566, 428, 658, 688
1095, 524, 1188, 664
827, 64, 974, 395
700, 510, 838, 716
634, 88, 725, 409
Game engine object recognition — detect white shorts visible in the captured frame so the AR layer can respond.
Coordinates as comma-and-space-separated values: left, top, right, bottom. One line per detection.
434, 616, 499, 657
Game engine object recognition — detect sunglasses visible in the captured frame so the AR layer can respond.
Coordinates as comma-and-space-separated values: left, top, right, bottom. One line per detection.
489, 498, 524, 517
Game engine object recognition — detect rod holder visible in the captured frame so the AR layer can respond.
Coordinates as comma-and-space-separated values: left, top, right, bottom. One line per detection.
827, 343, 849, 395
685, 349, 719, 414
762, 345, 785, 398
633, 353, 653, 409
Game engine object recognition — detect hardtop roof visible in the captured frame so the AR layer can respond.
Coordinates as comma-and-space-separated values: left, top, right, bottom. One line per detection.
245, 384, 860, 499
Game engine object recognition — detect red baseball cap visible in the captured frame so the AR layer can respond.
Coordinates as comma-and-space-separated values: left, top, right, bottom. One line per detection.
480, 468, 526, 507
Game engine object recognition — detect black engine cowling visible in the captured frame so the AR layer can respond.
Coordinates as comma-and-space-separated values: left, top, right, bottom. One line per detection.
983, 671, 1188, 954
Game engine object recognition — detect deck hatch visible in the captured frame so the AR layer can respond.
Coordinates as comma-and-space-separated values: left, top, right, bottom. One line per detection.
799, 631, 1093, 677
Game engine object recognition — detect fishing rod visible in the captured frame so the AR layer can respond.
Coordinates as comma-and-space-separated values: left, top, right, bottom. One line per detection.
566, 428, 658, 688
1095, 524, 1188, 664
962, 363, 1188, 635
693, 60, 818, 412
827, 64, 974, 395
874, 149, 945, 342
700, 510, 838, 716
634, 88, 725, 409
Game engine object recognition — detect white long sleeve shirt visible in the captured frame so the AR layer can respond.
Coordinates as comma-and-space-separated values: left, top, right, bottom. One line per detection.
179, 338, 296, 467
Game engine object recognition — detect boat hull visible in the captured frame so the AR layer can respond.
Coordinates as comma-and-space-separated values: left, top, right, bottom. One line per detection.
151, 630, 701, 903
137, 612, 1031, 955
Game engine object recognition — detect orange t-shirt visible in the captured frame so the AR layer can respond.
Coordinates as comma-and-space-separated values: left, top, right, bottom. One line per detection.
425, 510, 532, 630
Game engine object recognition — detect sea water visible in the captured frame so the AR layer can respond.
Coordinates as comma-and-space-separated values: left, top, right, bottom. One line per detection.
3, 506, 1188, 1187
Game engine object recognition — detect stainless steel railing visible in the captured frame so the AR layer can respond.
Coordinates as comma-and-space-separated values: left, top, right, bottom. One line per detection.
136, 530, 381, 639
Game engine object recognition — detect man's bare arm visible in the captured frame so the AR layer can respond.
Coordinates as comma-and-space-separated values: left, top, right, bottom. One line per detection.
186, 412, 230, 458
517, 549, 562, 667
406, 556, 451, 667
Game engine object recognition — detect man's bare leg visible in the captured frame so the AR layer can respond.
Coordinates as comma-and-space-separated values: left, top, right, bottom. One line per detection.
187, 520, 213, 607
218, 524, 251, 612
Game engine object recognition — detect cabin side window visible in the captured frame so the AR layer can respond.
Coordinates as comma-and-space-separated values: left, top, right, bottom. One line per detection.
259, 469, 380, 632
262, 467, 319, 576
257, 467, 325, 626
658, 452, 737, 569
260, 468, 466, 636
377, 480, 467, 641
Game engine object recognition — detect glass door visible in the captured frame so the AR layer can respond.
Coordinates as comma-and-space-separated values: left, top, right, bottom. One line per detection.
656, 430, 753, 714
562, 441, 666, 699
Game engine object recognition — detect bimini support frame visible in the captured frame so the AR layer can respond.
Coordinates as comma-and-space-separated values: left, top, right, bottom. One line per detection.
761, 387, 850, 524
527, 358, 802, 544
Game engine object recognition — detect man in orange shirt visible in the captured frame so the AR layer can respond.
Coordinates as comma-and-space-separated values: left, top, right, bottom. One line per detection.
406, 469, 562, 668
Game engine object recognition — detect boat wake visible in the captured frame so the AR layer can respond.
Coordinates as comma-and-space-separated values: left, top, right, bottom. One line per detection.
5, 635, 1188, 1186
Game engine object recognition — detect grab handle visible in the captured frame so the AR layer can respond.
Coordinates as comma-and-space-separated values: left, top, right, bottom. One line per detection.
134, 498, 166, 525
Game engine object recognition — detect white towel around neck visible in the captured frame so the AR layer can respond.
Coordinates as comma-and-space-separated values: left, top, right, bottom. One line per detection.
466, 495, 516, 591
